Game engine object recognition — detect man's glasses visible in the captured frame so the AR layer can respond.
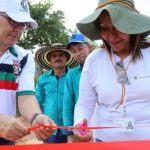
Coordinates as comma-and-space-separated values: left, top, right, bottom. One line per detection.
0, 12, 30, 29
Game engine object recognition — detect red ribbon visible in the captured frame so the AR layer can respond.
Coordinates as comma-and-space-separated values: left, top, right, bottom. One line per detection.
28, 125, 117, 132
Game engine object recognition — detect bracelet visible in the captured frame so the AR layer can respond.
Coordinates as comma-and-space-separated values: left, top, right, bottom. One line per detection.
30, 113, 42, 124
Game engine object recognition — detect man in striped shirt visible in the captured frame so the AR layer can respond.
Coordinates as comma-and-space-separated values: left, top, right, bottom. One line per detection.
0, 0, 55, 145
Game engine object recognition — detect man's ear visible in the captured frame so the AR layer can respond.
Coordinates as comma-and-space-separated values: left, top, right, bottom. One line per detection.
47, 53, 51, 62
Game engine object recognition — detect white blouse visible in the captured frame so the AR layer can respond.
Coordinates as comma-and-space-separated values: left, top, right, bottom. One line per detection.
74, 47, 150, 141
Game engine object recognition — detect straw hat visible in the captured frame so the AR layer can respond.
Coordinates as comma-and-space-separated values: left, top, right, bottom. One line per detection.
76, 0, 150, 40
35, 43, 78, 70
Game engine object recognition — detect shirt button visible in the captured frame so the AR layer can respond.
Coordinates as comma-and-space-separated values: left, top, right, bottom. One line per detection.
134, 76, 137, 80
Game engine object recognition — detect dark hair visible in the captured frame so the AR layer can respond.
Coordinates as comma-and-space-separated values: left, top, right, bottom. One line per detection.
140, 39, 150, 49
130, 34, 142, 62
102, 35, 150, 62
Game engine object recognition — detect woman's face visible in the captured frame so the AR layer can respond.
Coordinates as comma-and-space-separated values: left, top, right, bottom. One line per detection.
99, 11, 131, 58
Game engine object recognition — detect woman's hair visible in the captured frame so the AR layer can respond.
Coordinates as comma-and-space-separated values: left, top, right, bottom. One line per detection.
130, 34, 142, 62
101, 35, 150, 62
140, 38, 150, 48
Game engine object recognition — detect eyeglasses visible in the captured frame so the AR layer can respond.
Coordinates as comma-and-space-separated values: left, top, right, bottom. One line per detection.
7, 18, 30, 29
0, 12, 30, 29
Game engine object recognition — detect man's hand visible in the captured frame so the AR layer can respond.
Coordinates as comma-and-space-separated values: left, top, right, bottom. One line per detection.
67, 134, 74, 143
31, 114, 56, 141
0, 115, 29, 141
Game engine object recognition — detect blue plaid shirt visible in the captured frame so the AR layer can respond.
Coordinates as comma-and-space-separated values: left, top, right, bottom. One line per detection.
35, 68, 69, 135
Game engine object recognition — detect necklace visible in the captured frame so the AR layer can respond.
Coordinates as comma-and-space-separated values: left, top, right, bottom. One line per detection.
109, 54, 130, 109
105, 35, 139, 109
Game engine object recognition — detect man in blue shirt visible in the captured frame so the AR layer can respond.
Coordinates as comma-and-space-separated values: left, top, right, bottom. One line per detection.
35, 43, 75, 143
63, 33, 92, 142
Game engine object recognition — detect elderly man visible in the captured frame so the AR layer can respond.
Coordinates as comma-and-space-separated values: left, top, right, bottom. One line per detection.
0, 0, 55, 145
35, 43, 75, 143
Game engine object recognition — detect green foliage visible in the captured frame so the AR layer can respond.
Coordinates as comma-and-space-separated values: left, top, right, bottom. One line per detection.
18, 0, 72, 49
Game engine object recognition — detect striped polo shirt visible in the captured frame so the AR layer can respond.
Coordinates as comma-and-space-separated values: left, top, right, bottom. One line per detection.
0, 45, 35, 116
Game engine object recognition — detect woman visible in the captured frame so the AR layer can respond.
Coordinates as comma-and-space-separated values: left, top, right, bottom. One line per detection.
74, 0, 150, 142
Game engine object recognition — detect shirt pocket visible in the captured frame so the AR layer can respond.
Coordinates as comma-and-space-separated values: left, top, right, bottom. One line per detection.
132, 74, 150, 98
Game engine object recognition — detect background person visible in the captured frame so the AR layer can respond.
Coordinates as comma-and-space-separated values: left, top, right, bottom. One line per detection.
63, 33, 92, 142
35, 43, 76, 143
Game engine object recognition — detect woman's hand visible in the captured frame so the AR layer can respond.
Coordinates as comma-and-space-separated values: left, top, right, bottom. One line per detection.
73, 119, 93, 142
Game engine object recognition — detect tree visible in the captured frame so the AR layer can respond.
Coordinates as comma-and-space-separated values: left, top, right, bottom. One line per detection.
18, 0, 71, 49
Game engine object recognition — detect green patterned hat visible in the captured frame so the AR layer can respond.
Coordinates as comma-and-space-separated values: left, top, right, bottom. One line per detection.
76, 0, 150, 40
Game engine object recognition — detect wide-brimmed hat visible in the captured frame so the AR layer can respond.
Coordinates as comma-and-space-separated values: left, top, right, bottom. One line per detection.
66, 33, 90, 49
0, 0, 38, 29
76, 0, 150, 40
35, 43, 78, 70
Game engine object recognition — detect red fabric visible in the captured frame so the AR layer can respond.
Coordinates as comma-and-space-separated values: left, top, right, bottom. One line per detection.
1, 141, 150, 150
0, 80, 18, 90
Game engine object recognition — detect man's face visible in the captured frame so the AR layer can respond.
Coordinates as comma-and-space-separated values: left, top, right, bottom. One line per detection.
69, 43, 91, 65
0, 14, 24, 49
48, 50, 68, 69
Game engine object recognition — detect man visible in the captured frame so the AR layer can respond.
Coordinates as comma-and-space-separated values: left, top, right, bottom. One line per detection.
63, 33, 92, 142
35, 43, 75, 143
0, 0, 55, 145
